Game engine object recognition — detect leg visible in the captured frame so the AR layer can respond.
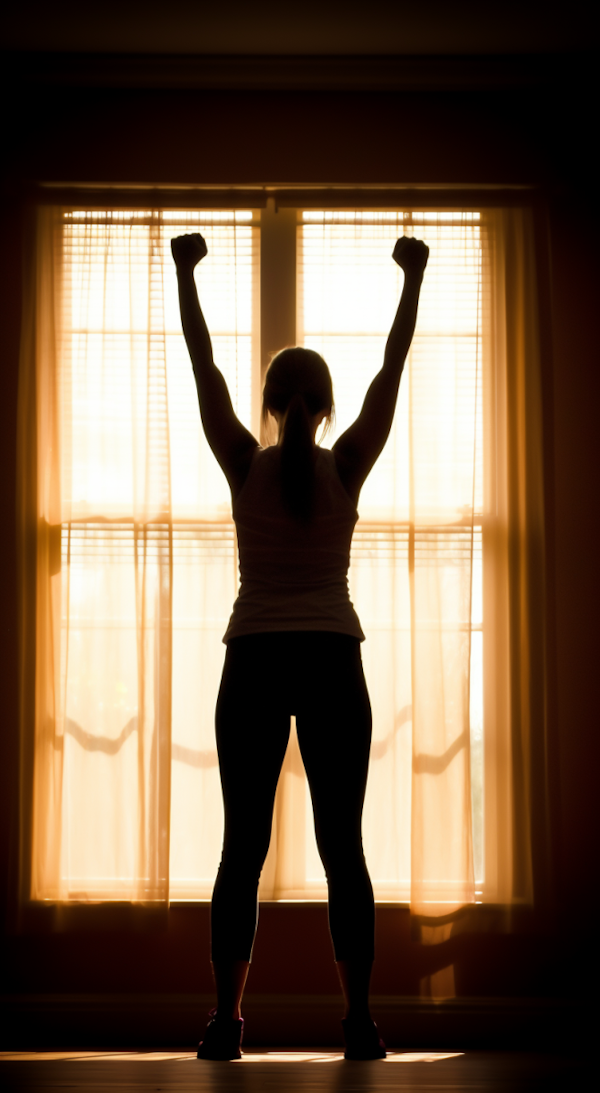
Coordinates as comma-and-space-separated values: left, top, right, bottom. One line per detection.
335, 959, 374, 1022
295, 635, 386, 1058
209, 960, 249, 1023
211, 637, 291, 1018
294, 636, 375, 1012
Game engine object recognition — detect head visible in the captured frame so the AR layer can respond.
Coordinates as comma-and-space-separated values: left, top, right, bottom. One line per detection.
262, 347, 334, 443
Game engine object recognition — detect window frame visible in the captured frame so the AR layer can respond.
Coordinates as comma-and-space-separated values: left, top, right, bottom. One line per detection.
19, 189, 543, 913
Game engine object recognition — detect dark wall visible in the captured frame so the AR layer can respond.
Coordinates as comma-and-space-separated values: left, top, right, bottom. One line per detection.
1, 58, 598, 1032
1, 83, 567, 190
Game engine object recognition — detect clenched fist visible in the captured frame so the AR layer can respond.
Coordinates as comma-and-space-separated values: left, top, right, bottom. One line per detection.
171, 233, 208, 271
392, 237, 429, 277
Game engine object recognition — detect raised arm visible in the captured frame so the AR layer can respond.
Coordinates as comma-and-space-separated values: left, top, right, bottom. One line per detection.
172, 233, 258, 497
333, 236, 429, 504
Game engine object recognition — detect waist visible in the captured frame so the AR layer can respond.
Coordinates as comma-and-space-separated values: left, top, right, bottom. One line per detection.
223, 579, 364, 643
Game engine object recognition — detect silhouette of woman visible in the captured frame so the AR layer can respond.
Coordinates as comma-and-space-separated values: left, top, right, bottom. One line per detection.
171, 231, 429, 1060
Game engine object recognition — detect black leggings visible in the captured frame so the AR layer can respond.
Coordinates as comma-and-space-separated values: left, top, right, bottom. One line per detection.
211, 631, 375, 963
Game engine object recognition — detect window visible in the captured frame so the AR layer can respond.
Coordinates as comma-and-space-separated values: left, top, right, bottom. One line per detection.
19, 199, 544, 910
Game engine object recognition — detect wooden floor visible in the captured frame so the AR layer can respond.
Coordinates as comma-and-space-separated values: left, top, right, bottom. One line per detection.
0, 1050, 588, 1092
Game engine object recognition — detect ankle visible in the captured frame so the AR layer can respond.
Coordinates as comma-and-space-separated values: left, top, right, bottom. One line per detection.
336, 958, 374, 1022
211, 958, 250, 1024
344, 1006, 372, 1023
212, 1000, 243, 1021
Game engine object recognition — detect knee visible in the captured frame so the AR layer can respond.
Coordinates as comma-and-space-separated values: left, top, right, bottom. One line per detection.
316, 832, 368, 883
218, 830, 271, 884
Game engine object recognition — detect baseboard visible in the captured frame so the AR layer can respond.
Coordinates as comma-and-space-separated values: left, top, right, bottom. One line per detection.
1, 993, 578, 1050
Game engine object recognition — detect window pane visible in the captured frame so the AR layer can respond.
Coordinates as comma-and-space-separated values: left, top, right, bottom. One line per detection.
298, 212, 483, 899
60, 211, 258, 899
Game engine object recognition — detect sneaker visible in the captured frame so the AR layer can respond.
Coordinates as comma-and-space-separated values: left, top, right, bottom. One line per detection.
197, 1008, 244, 1060
342, 1016, 387, 1060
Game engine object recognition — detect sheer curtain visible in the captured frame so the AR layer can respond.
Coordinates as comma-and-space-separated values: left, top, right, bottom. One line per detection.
18, 206, 64, 904
18, 206, 257, 902
480, 208, 547, 908
18, 206, 176, 901
18, 203, 545, 915
296, 212, 482, 912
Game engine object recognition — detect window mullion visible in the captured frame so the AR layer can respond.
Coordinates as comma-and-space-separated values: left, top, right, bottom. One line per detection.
259, 199, 297, 383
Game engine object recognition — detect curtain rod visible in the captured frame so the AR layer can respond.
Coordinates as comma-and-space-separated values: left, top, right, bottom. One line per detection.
23, 184, 542, 210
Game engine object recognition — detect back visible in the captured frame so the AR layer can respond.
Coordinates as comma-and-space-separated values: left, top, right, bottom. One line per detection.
223, 446, 364, 642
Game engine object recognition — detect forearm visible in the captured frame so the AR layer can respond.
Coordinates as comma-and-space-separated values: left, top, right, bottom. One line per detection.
176, 266, 215, 378
176, 265, 238, 440
332, 238, 428, 492
358, 270, 424, 438
175, 261, 254, 464
383, 270, 424, 375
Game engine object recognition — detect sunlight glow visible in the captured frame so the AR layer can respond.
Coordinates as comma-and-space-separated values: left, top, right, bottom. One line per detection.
299, 211, 485, 895
1, 1049, 465, 1063
55, 206, 486, 902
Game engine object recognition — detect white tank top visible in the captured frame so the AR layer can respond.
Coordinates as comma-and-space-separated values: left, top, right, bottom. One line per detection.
223, 445, 364, 642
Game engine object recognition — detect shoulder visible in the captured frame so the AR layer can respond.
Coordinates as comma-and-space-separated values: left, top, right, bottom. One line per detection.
313, 446, 359, 514
315, 445, 335, 467
233, 445, 279, 504
330, 442, 361, 508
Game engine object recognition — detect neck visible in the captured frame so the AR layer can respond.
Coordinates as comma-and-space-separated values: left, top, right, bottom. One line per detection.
275, 412, 323, 446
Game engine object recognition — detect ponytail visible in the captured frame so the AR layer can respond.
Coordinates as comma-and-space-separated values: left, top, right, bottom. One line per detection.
280, 393, 316, 521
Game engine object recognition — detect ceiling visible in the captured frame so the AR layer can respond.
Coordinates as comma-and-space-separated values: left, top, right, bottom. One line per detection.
2, 1, 596, 56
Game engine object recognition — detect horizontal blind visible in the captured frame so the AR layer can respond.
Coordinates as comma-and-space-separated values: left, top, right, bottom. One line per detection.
62, 209, 258, 521
298, 211, 483, 522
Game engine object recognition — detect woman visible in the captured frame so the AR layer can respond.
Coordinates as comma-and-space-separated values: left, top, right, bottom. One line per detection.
171, 230, 429, 1060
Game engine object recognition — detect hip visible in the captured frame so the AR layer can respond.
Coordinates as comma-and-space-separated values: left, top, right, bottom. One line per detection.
219, 631, 370, 720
